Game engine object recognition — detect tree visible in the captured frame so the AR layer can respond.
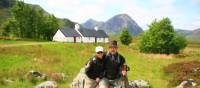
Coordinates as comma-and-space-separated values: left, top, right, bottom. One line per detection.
139, 18, 187, 54
42, 15, 59, 40
0, 0, 16, 8
2, 18, 18, 37
120, 27, 132, 46
3, 1, 59, 40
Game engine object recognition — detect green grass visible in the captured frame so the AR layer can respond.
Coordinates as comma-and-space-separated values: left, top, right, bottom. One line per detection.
0, 40, 199, 88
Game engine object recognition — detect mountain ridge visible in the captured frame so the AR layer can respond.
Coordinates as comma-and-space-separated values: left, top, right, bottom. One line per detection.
82, 14, 143, 36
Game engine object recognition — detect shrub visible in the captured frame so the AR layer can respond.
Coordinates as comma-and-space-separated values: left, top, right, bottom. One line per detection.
120, 27, 132, 46
139, 18, 187, 54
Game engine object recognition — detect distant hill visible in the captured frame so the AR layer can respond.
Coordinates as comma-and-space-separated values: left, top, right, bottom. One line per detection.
175, 29, 192, 36
175, 28, 200, 42
0, 0, 16, 8
187, 28, 200, 42
82, 19, 104, 29
0, 0, 15, 30
82, 14, 143, 36
0, 0, 75, 33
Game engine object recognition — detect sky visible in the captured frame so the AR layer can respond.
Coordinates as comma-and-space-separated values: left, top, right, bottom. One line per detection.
23, 0, 200, 30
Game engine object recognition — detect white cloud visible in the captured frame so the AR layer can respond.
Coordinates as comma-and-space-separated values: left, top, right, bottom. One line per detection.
24, 0, 199, 30
44, 0, 121, 23
121, 0, 180, 30
192, 0, 200, 4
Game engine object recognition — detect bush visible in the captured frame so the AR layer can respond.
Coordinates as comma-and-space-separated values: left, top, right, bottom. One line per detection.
120, 27, 132, 46
139, 18, 187, 54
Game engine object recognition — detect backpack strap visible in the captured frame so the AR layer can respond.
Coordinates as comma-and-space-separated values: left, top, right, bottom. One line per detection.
106, 52, 121, 64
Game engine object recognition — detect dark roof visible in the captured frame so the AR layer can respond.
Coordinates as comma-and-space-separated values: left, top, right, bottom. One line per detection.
60, 28, 81, 37
96, 30, 109, 38
78, 28, 96, 37
78, 27, 108, 38
59, 26, 108, 38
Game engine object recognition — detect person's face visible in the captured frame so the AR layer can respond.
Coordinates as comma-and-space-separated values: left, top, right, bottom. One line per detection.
96, 51, 103, 59
109, 47, 118, 55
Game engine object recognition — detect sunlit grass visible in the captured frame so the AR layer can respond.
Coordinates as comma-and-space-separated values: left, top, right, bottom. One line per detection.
0, 40, 199, 88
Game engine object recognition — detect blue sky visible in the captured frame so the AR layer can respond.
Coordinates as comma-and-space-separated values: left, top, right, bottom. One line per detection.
23, 0, 200, 30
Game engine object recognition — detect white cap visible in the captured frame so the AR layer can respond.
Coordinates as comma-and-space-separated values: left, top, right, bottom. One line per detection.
95, 46, 104, 52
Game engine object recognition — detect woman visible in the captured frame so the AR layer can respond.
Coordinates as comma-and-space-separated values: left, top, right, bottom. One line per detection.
84, 46, 106, 88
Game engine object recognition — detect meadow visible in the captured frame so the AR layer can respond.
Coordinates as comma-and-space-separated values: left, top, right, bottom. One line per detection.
0, 39, 199, 88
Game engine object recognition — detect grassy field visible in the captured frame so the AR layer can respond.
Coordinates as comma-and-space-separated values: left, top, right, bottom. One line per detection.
0, 40, 199, 88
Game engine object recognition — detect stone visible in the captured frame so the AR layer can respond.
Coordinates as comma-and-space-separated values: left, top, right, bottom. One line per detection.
35, 81, 57, 88
129, 80, 150, 88
27, 70, 47, 81
48, 72, 66, 82
176, 79, 197, 88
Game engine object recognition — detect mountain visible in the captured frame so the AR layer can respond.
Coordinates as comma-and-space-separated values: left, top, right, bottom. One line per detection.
28, 4, 76, 28
0, 1, 75, 31
82, 19, 104, 29
175, 29, 192, 36
190, 28, 200, 36
175, 28, 200, 42
82, 14, 143, 36
0, 0, 15, 29
187, 28, 200, 41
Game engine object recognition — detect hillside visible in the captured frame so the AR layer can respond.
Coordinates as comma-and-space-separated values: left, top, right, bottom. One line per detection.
0, 40, 200, 88
0, 0, 15, 31
82, 19, 104, 29
82, 14, 143, 36
0, 0, 75, 35
175, 29, 192, 36
175, 28, 200, 43
187, 28, 200, 42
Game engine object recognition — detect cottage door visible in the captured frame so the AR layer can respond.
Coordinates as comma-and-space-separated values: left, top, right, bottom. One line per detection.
74, 36, 76, 43
95, 37, 97, 43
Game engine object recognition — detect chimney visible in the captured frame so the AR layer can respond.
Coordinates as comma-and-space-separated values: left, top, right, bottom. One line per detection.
75, 24, 80, 30
94, 26, 98, 31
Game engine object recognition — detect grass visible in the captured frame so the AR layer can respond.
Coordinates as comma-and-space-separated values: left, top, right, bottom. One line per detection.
0, 40, 199, 88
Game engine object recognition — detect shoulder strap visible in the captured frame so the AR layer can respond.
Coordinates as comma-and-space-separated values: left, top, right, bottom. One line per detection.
91, 57, 97, 64
117, 54, 120, 64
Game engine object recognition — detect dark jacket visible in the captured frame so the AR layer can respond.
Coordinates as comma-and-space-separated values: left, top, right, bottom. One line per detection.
85, 55, 105, 80
104, 52, 125, 80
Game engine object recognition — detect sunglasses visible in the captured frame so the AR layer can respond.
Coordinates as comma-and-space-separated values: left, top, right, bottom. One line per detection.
97, 52, 103, 54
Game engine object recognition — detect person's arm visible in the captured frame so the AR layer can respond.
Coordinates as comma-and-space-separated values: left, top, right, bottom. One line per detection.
120, 55, 127, 76
85, 59, 93, 73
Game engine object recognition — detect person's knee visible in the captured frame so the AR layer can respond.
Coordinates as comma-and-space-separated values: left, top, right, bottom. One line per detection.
99, 78, 109, 88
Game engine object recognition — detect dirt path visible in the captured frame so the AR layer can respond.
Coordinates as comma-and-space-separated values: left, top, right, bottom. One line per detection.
0, 42, 56, 48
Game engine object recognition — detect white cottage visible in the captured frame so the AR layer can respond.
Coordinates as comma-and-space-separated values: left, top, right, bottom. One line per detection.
94, 27, 109, 43
53, 24, 109, 43
52, 27, 82, 43
75, 24, 96, 43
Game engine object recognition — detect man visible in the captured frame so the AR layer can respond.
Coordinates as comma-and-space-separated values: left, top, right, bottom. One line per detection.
84, 46, 106, 88
99, 40, 129, 88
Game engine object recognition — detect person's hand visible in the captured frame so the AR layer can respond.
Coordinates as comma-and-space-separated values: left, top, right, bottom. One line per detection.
85, 61, 91, 68
122, 70, 127, 76
96, 77, 100, 83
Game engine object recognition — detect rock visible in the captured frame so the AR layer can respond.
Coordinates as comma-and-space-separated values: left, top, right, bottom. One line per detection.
129, 80, 150, 88
2, 78, 14, 84
71, 68, 87, 88
192, 67, 200, 72
48, 72, 66, 82
35, 81, 57, 88
176, 79, 197, 88
27, 70, 47, 81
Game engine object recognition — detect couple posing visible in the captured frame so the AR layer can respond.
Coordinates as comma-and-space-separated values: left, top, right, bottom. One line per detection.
84, 40, 129, 88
